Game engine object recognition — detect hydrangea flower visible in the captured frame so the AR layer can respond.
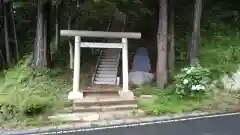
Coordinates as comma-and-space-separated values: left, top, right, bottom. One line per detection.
196, 85, 205, 90
183, 79, 189, 84
175, 64, 210, 97
186, 70, 191, 74
191, 85, 197, 91
186, 66, 196, 74
191, 84, 205, 91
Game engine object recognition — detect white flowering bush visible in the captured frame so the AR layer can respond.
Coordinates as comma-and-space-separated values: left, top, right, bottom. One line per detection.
174, 64, 211, 98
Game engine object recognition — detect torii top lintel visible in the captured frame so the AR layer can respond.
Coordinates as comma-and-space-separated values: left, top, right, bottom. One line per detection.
60, 30, 141, 39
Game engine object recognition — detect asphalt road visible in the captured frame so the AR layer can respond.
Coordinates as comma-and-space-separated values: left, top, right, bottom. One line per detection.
64, 113, 240, 135
3, 113, 240, 135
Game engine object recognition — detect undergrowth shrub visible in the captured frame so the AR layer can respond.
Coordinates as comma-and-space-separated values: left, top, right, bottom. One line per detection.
20, 95, 51, 116
137, 87, 202, 116
174, 64, 211, 98
0, 103, 18, 121
0, 55, 71, 127
200, 21, 240, 79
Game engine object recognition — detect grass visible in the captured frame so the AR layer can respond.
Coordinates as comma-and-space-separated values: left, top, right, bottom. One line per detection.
198, 17, 240, 80
0, 56, 71, 128
136, 87, 203, 115
200, 89, 240, 112
0, 53, 95, 129
133, 85, 160, 97
137, 86, 240, 116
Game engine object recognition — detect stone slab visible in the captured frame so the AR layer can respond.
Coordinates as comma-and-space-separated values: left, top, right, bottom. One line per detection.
2, 111, 218, 135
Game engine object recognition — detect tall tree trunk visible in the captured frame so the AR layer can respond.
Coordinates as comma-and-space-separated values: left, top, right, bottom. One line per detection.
156, 0, 168, 88
3, 2, 11, 67
32, 0, 52, 71
168, 0, 175, 70
0, 50, 5, 69
33, 1, 44, 70
55, 0, 61, 50
10, 2, 19, 60
68, 17, 74, 70
44, 0, 52, 67
188, 0, 203, 65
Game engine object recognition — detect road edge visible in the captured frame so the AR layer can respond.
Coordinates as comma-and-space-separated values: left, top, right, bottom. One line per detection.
2, 111, 240, 135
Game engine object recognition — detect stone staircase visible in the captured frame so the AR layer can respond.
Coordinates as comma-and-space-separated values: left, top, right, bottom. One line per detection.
49, 87, 144, 122
92, 48, 121, 85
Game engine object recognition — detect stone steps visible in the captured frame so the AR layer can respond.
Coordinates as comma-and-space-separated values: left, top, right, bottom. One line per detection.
93, 48, 121, 85
94, 81, 117, 85
95, 77, 116, 82
98, 65, 117, 68
73, 104, 138, 112
81, 89, 119, 93
100, 59, 117, 62
97, 67, 117, 71
48, 109, 144, 122
48, 94, 141, 122
61, 104, 138, 113
97, 70, 116, 74
81, 88, 119, 97
73, 96, 136, 106
96, 74, 116, 78
84, 92, 119, 97
49, 86, 140, 123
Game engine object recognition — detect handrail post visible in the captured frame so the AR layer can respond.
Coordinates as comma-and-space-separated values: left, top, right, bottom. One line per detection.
68, 36, 83, 100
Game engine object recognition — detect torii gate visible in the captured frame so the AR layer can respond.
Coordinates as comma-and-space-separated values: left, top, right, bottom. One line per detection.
60, 30, 141, 100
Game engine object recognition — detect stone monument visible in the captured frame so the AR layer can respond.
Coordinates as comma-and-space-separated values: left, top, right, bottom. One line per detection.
129, 47, 154, 86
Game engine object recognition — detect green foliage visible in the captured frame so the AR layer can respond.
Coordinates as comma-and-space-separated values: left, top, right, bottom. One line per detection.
138, 88, 202, 116
174, 2, 240, 80
174, 64, 211, 98
200, 23, 240, 79
0, 56, 71, 128
133, 85, 159, 97
197, 3, 240, 79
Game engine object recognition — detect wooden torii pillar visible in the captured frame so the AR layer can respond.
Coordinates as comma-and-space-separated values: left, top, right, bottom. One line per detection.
60, 30, 141, 100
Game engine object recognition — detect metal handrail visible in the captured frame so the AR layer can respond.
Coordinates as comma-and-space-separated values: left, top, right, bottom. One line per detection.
91, 50, 102, 84
91, 10, 127, 85
91, 16, 113, 85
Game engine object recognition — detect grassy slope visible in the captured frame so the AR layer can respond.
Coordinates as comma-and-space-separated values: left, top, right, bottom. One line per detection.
200, 21, 240, 78
0, 56, 71, 128
0, 45, 98, 128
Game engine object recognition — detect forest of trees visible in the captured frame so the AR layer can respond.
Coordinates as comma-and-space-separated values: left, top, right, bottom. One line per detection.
0, 0, 208, 88
1, 0, 240, 129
